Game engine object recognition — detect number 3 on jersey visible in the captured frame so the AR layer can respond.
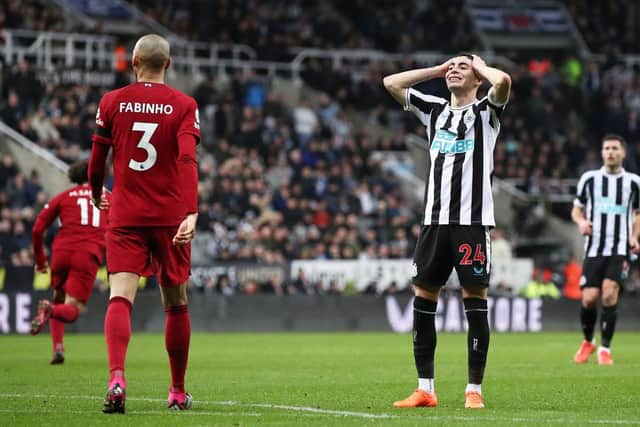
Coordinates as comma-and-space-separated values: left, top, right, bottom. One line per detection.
129, 121, 159, 171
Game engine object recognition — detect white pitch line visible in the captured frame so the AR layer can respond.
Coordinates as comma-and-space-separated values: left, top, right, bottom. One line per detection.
0, 393, 638, 425
0, 408, 261, 417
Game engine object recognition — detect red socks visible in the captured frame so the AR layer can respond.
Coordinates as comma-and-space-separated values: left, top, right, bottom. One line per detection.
51, 304, 79, 323
165, 305, 191, 393
50, 302, 65, 353
105, 296, 132, 381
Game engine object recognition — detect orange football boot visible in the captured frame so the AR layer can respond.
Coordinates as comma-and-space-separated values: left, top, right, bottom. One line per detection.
393, 389, 438, 408
574, 340, 596, 363
597, 349, 614, 365
464, 391, 485, 409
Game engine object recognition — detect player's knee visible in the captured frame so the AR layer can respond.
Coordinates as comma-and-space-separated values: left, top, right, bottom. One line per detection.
412, 284, 440, 301
65, 296, 85, 310
52, 289, 66, 303
461, 284, 488, 299
601, 291, 618, 306
161, 283, 189, 307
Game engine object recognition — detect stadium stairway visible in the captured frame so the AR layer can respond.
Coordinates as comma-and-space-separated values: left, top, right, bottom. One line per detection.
0, 121, 70, 195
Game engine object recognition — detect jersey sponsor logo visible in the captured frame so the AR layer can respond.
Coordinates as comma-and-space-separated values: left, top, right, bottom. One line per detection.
594, 196, 626, 215
118, 102, 174, 115
431, 130, 474, 154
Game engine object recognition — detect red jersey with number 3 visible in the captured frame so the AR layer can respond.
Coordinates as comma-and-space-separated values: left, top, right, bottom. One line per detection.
34, 183, 110, 261
91, 82, 201, 227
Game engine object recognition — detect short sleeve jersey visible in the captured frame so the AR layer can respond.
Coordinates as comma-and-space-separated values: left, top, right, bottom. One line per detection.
38, 183, 110, 259
92, 82, 201, 227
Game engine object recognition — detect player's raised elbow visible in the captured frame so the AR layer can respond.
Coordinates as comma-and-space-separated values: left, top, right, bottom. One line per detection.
499, 73, 512, 90
383, 75, 406, 105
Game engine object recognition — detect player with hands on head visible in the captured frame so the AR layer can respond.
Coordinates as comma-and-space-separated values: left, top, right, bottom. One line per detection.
384, 53, 511, 409
89, 33, 200, 414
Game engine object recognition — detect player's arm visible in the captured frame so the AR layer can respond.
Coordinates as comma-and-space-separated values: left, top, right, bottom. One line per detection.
31, 196, 61, 273
173, 100, 200, 246
88, 143, 110, 209
383, 59, 452, 106
173, 134, 198, 246
89, 96, 113, 209
471, 55, 511, 106
630, 211, 640, 254
571, 205, 592, 236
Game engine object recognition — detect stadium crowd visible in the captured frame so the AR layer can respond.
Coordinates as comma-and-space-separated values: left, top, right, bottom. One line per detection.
3, 0, 640, 296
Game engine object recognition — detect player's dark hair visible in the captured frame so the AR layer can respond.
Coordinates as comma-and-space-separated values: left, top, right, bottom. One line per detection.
68, 160, 89, 184
456, 52, 475, 60
602, 134, 626, 149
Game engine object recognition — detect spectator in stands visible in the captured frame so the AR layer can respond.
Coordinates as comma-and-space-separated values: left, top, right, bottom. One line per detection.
491, 228, 513, 262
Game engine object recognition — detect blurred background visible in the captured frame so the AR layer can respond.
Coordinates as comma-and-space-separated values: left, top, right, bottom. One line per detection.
1, 0, 640, 332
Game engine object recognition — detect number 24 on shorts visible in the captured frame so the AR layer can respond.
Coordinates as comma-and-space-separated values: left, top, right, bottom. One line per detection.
458, 244, 486, 265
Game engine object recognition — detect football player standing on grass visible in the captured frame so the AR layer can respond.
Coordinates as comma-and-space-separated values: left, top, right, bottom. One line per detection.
30, 160, 110, 365
89, 34, 200, 413
384, 54, 511, 409
571, 134, 640, 365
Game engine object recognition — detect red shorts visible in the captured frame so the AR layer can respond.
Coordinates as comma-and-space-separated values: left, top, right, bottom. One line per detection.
51, 250, 101, 303
106, 226, 191, 287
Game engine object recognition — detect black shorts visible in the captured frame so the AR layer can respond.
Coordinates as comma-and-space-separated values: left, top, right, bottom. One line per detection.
581, 255, 626, 288
412, 225, 491, 288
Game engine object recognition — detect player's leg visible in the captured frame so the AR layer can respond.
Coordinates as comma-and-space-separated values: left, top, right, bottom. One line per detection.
49, 288, 66, 364
394, 225, 450, 408
597, 257, 623, 364
460, 285, 488, 409
575, 257, 602, 363
103, 272, 138, 414
31, 254, 67, 365
160, 283, 192, 410
454, 226, 491, 409
154, 227, 193, 410
102, 227, 150, 414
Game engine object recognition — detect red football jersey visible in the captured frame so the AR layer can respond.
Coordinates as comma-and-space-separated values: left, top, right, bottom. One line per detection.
91, 82, 200, 227
33, 183, 110, 263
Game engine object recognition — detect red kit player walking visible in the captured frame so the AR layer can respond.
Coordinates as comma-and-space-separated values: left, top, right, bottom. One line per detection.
30, 160, 110, 364
88, 34, 200, 413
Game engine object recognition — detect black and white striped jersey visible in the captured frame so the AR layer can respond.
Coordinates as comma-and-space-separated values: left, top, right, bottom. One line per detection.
405, 88, 505, 226
574, 167, 640, 258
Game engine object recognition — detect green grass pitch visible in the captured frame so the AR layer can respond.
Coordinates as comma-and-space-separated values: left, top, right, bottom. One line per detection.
1, 332, 639, 426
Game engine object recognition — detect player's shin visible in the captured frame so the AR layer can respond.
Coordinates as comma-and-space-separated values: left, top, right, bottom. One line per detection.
600, 304, 618, 348
51, 304, 79, 323
413, 296, 437, 392
580, 306, 598, 342
49, 312, 64, 354
105, 296, 132, 383
165, 304, 191, 393
464, 298, 490, 389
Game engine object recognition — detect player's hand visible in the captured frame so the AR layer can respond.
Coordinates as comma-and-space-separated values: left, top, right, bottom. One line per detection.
630, 237, 640, 254
578, 220, 593, 236
173, 213, 198, 245
91, 193, 109, 210
437, 58, 453, 77
471, 55, 487, 79
35, 262, 49, 274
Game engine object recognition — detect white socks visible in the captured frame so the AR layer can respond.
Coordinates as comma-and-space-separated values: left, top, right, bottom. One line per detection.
465, 383, 482, 394
418, 379, 483, 395
418, 378, 434, 393
598, 346, 610, 354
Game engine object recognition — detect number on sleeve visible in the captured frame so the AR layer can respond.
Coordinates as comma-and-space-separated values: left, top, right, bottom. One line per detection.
77, 198, 101, 228
128, 122, 159, 171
